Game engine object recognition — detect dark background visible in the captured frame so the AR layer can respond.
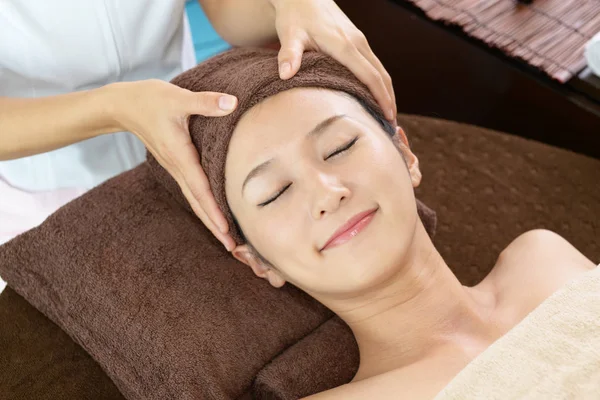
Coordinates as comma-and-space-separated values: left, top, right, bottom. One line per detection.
338, 0, 600, 159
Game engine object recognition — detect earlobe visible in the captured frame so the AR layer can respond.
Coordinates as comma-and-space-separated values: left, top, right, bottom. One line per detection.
411, 165, 422, 187
409, 156, 422, 187
268, 274, 287, 288
393, 127, 422, 187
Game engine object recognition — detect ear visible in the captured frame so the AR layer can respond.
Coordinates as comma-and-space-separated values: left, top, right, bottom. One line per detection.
232, 244, 286, 288
394, 125, 409, 148
395, 126, 422, 188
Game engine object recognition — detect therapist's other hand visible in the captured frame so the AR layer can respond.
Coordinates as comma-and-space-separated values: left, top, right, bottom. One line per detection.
109, 79, 237, 251
272, 0, 396, 123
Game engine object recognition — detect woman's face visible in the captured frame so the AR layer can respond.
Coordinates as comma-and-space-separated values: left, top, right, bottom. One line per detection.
225, 88, 421, 298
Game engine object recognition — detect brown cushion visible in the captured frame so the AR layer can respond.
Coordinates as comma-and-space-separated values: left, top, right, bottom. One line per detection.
1, 114, 598, 400
0, 287, 125, 400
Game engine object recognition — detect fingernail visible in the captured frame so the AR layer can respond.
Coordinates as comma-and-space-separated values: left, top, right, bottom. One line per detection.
279, 62, 291, 78
218, 95, 237, 111
389, 108, 395, 120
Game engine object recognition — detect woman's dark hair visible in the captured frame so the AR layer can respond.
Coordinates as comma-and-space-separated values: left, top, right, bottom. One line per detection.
351, 94, 396, 139
230, 93, 397, 267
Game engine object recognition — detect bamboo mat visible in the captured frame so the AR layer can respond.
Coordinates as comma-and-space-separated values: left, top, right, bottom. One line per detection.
404, 0, 600, 82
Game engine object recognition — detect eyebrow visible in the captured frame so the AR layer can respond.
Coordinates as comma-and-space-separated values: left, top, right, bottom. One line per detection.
241, 114, 347, 195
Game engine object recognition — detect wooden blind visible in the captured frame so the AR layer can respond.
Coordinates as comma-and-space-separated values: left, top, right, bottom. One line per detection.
405, 0, 600, 82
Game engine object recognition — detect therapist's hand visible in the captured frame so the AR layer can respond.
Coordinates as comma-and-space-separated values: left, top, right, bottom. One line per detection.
109, 79, 238, 251
272, 0, 397, 123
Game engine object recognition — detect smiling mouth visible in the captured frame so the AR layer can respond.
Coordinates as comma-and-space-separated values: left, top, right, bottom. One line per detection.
320, 207, 379, 251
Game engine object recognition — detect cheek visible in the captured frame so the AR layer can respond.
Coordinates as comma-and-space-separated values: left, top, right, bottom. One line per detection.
356, 138, 410, 191
244, 207, 307, 267
360, 140, 418, 246
245, 201, 330, 290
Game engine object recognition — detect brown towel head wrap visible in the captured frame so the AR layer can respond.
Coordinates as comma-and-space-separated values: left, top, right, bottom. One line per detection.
147, 47, 436, 245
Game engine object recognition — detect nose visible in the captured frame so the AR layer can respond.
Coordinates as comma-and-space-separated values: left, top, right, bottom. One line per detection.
309, 170, 351, 220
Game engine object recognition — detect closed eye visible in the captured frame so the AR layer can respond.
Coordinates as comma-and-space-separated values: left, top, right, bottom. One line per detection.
258, 137, 359, 207
325, 136, 358, 160
258, 183, 292, 207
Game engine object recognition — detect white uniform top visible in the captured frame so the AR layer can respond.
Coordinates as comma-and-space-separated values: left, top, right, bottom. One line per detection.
0, 0, 196, 191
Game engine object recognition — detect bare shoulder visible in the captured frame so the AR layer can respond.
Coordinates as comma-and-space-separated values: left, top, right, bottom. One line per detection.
490, 229, 597, 315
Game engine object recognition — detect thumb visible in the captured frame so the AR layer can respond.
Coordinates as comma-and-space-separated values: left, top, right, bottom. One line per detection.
186, 91, 238, 116
278, 32, 305, 80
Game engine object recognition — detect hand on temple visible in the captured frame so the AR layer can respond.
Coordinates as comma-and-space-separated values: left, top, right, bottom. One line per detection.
271, 0, 397, 123
109, 79, 238, 251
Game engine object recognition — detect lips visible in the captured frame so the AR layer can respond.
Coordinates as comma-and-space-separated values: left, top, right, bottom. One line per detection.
320, 207, 378, 251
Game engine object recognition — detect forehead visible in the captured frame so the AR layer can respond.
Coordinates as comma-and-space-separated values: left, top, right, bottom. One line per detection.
226, 88, 367, 171
238, 87, 363, 136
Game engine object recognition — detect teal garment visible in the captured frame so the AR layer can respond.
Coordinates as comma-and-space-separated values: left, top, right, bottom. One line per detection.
185, 1, 231, 63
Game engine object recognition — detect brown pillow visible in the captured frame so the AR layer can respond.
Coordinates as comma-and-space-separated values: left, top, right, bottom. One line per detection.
0, 160, 436, 400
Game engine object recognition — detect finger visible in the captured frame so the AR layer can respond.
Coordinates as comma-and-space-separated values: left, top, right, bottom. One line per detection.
278, 30, 306, 80
356, 38, 397, 123
184, 91, 238, 116
179, 177, 237, 252
141, 133, 234, 249
330, 40, 394, 121
172, 140, 230, 235
172, 164, 236, 251
142, 133, 235, 251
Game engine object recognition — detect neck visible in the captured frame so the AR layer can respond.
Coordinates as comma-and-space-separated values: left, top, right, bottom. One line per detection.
330, 222, 499, 381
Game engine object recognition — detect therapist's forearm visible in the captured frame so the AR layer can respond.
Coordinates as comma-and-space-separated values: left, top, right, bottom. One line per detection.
199, 0, 279, 47
0, 87, 121, 161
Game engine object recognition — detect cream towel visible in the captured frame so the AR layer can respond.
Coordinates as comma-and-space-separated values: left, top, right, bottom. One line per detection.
435, 264, 600, 400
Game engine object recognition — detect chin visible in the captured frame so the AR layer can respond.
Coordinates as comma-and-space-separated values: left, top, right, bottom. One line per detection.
337, 244, 400, 289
